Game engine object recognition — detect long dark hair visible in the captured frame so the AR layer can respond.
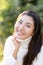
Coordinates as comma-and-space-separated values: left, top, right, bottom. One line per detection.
19, 10, 42, 65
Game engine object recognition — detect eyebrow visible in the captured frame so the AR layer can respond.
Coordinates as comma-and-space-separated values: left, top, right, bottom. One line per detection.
26, 23, 32, 25
20, 19, 33, 25
20, 19, 23, 22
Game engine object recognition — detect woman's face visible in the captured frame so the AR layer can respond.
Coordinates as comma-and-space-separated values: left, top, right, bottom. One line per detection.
14, 15, 34, 40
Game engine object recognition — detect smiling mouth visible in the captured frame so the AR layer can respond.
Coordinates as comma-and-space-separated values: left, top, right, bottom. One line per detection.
17, 31, 24, 35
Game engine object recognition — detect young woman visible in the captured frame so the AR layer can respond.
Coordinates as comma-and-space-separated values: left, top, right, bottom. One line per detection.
2, 10, 43, 65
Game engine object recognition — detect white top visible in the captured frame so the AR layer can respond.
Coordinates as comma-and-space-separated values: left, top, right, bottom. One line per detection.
1, 36, 43, 65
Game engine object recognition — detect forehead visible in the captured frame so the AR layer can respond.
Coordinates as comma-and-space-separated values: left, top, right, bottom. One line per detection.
18, 15, 34, 25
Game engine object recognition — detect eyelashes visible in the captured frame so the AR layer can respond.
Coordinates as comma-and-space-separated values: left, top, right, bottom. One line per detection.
19, 21, 22, 24
18, 20, 31, 28
26, 25, 30, 28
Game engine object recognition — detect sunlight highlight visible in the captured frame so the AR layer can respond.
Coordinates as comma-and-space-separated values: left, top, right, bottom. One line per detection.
0, 17, 3, 22
0, 0, 8, 10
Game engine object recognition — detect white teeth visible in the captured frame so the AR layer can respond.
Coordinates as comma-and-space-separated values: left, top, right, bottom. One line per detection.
16, 30, 24, 35
18, 32, 24, 35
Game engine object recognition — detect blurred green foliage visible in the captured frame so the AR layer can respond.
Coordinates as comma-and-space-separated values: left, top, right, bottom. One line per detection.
0, 0, 43, 44
0, 43, 3, 61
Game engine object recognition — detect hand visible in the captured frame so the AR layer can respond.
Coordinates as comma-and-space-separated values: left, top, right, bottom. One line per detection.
12, 32, 21, 48
12, 32, 21, 59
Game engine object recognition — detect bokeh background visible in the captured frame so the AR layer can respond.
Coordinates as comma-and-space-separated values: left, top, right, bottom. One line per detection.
0, 0, 43, 62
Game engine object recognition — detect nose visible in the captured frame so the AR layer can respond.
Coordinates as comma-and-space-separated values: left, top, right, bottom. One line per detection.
19, 24, 24, 31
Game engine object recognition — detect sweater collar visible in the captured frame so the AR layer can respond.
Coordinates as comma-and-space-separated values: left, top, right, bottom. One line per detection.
16, 36, 32, 49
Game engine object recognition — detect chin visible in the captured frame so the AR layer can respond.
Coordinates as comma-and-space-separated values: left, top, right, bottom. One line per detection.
15, 33, 24, 39
16, 36, 24, 40
17, 36, 22, 39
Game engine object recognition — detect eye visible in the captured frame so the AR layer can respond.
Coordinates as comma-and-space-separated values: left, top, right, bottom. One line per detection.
19, 21, 22, 24
26, 25, 30, 28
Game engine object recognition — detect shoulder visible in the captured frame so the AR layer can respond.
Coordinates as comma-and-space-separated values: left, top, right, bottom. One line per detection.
36, 45, 43, 59
39, 44, 43, 55
37, 40, 43, 57
5, 35, 14, 44
39, 39, 43, 55
32, 45, 43, 65
4, 35, 13, 47
6, 35, 13, 42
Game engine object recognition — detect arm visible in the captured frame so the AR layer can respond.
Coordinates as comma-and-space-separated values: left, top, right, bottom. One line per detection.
2, 36, 16, 65
0, 36, 16, 65
3, 36, 20, 65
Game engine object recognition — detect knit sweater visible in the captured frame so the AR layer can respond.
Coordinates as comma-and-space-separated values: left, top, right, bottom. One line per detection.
1, 36, 43, 65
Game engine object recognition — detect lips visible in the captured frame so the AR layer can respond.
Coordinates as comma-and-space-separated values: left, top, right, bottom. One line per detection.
18, 32, 23, 35
16, 31, 25, 36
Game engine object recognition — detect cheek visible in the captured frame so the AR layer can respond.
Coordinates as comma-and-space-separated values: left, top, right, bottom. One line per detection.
25, 28, 34, 36
14, 23, 19, 30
